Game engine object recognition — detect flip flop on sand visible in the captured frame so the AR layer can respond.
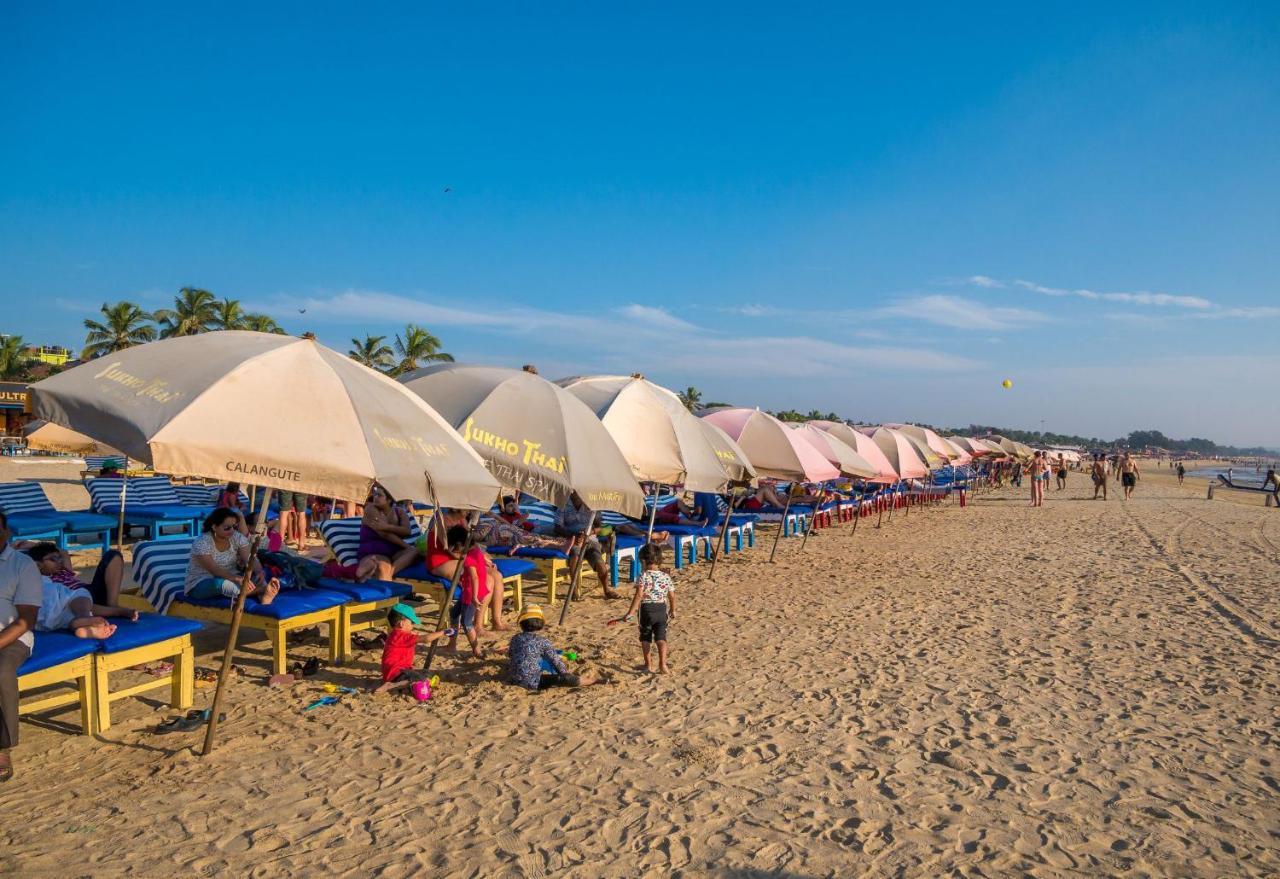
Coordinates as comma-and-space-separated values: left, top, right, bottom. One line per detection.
153, 709, 226, 734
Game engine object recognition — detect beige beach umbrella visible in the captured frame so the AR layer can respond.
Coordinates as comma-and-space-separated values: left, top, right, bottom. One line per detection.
556, 374, 753, 491
871, 427, 930, 479
30, 331, 501, 756
886, 423, 960, 463
883, 426, 943, 470
695, 419, 756, 486
989, 435, 1034, 461
400, 365, 645, 518
31, 333, 499, 507
788, 423, 879, 479
21, 420, 121, 456
809, 420, 898, 482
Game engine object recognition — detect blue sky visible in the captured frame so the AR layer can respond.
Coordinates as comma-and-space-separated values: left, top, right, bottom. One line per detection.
2, 3, 1277, 446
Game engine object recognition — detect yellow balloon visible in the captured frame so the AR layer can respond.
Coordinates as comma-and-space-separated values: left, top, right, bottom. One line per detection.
1001, 379, 1013, 389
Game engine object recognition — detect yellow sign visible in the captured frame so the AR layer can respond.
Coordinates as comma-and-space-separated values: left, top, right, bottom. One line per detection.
462, 417, 567, 475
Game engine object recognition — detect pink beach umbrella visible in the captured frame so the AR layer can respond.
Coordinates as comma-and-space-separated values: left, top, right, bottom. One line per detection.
871, 427, 929, 480
788, 423, 879, 479
701, 408, 838, 562
808, 420, 898, 483
700, 408, 839, 483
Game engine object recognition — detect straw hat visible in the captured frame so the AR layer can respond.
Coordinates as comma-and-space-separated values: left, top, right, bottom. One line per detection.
517, 605, 544, 624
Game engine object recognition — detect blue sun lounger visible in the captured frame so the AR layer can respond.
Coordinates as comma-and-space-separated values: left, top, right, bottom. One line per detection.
319, 517, 534, 617
130, 538, 349, 674
17, 614, 203, 734
86, 476, 214, 541
0, 481, 115, 552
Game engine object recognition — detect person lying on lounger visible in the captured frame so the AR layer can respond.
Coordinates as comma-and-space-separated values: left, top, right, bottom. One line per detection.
23, 543, 137, 639
14, 539, 125, 606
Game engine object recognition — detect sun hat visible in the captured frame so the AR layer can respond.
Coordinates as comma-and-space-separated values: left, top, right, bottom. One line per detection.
517, 604, 544, 624
390, 602, 421, 626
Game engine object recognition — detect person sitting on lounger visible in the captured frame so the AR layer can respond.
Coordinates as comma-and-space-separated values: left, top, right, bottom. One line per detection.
184, 508, 280, 604
497, 496, 536, 530
1, 510, 42, 783
355, 484, 420, 582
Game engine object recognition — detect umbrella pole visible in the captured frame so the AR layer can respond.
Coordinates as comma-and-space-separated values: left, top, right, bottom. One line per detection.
423, 511, 478, 673
768, 493, 793, 563
707, 490, 738, 581
558, 511, 597, 624
851, 489, 860, 538
115, 477, 127, 553
797, 492, 817, 553
202, 487, 273, 757
645, 484, 661, 543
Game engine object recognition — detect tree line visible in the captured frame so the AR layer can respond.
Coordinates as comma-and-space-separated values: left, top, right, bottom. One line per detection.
0, 287, 455, 380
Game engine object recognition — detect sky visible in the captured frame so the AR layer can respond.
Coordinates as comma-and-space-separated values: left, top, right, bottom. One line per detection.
2, 3, 1278, 446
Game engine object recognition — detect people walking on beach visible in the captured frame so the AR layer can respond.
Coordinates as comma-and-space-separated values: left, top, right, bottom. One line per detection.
1029, 451, 1046, 506
0, 510, 41, 783
618, 543, 676, 674
1055, 453, 1068, 491
1120, 453, 1140, 500
1263, 467, 1279, 505
1176, 462, 1185, 485
1091, 454, 1108, 500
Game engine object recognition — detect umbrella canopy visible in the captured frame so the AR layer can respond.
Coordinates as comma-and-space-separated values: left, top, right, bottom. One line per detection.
989, 435, 1035, 461
788, 423, 879, 479
881, 426, 943, 470
871, 427, 930, 479
700, 408, 839, 482
21, 420, 121, 456
887, 423, 962, 463
556, 374, 753, 490
694, 418, 757, 485
808, 420, 898, 482
946, 436, 990, 457
30, 332, 500, 507
400, 364, 645, 517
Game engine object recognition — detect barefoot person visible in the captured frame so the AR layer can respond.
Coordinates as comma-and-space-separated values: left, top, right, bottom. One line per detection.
1055, 453, 1068, 491
1091, 454, 1108, 500
1176, 461, 1186, 485
556, 491, 619, 599
1029, 451, 1046, 507
370, 603, 447, 694
0, 511, 41, 783
1120, 453, 1140, 500
13, 539, 125, 606
23, 543, 137, 639
617, 543, 676, 674
184, 508, 280, 604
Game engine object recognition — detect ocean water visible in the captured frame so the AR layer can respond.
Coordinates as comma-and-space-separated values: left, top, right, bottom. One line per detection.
1186, 467, 1273, 489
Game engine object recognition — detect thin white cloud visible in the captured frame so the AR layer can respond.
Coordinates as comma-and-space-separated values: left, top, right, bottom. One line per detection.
967, 275, 1004, 288
617, 304, 697, 331
989, 277, 1213, 309
877, 294, 1048, 331
250, 288, 982, 376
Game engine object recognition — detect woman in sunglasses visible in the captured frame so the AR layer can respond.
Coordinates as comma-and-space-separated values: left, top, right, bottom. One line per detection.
184, 507, 280, 604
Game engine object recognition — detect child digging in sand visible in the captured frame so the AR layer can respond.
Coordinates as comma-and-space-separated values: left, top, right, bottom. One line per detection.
24, 543, 137, 639
618, 543, 676, 673
505, 605, 599, 691
371, 603, 447, 694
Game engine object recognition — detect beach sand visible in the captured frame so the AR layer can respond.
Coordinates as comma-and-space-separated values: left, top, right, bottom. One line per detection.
1, 459, 1278, 877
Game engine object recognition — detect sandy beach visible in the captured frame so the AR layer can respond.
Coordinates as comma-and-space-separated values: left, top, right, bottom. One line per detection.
1, 458, 1278, 877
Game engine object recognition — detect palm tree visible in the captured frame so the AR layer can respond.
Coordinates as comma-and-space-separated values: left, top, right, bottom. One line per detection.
242, 313, 285, 334
349, 334, 395, 371
390, 324, 453, 376
211, 297, 247, 331
677, 386, 702, 411
0, 335, 35, 380
81, 301, 157, 359
154, 287, 219, 338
